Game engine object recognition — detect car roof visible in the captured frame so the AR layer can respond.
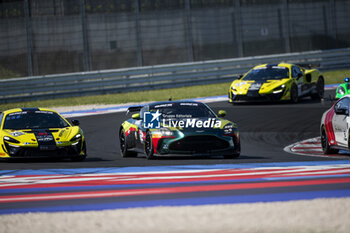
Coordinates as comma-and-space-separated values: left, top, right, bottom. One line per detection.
148, 100, 203, 108
1, 108, 59, 115
253, 63, 292, 69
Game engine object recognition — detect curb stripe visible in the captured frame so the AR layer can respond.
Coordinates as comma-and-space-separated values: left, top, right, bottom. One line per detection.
2, 160, 350, 176
1, 177, 349, 203
1, 189, 348, 215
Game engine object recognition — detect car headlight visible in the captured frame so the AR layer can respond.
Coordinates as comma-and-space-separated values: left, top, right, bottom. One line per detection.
3, 136, 20, 144
272, 85, 286, 94
223, 124, 234, 135
153, 128, 175, 138
338, 86, 345, 95
9, 132, 25, 137
70, 133, 82, 142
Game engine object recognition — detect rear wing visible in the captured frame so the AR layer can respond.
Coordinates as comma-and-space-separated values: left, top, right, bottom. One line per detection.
296, 63, 320, 69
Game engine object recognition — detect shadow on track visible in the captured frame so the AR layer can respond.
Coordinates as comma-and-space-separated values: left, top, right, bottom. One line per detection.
1, 157, 108, 163
128, 154, 266, 161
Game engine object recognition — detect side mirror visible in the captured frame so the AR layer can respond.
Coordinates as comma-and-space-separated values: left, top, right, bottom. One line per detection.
218, 110, 226, 117
335, 108, 348, 115
238, 74, 244, 79
132, 113, 141, 120
71, 119, 80, 126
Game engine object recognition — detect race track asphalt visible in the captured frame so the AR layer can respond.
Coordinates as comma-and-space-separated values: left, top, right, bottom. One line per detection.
0, 90, 347, 171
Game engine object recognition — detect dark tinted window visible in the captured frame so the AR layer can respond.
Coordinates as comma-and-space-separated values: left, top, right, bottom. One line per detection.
335, 98, 350, 111
292, 66, 303, 78
3, 111, 69, 130
243, 67, 289, 81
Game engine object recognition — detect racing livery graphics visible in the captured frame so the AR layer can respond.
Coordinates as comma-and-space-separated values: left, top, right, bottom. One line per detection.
229, 63, 324, 103
119, 101, 240, 159
320, 95, 350, 154
335, 77, 350, 99
0, 108, 87, 160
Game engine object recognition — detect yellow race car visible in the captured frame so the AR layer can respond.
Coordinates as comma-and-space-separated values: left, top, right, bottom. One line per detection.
0, 108, 87, 161
228, 63, 324, 103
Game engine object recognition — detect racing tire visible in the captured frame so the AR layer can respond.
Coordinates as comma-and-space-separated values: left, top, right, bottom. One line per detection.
224, 138, 240, 159
311, 77, 324, 100
144, 131, 155, 160
290, 84, 298, 103
321, 128, 338, 154
120, 128, 137, 158
71, 141, 87, 162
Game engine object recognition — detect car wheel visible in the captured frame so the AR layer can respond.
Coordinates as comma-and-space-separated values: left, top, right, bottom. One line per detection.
120, 128, 137, 158
71, 141, 87, 162
311, 77, 324, 100
224, 138, 240, 159
290, 84, 298, 103
321, 128, 338, 154
144, 131, 155, 160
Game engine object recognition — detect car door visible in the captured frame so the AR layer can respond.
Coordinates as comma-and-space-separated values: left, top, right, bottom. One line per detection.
291, 66, 307, 96
134, 106, 148, 149
333, 97, 350, 146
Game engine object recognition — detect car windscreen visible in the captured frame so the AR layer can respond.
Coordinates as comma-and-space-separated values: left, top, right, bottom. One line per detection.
242, 67, 289, 81
3, 111, 69, 130
150, 103, 216, 119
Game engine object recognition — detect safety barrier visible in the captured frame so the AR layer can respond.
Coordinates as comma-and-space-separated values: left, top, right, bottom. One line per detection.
1, 47, 349, 103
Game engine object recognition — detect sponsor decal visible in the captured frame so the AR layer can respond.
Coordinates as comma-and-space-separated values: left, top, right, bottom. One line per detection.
143, 110, 162, 129
37, 136, 54, 142
24, 142, 36, 145
8, 112, 27, 116
162, 118, 221, 128
34, 111, 53, 114
139, 130, 144, 143
143, 111, 221, 129
249, 83, 262, 90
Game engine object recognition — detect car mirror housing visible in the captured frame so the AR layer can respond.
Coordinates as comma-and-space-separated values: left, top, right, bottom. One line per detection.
71, 119, 80, 126
132, 113, 141, 120
218, 110, 226, 117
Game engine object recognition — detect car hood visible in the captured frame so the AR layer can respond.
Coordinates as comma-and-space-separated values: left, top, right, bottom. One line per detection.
158, 117, 234, 131
2, 127, 80, 144
231, 79, 289, 94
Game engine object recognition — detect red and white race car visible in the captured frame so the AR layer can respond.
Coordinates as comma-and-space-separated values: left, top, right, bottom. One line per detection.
320, 95, 350, 154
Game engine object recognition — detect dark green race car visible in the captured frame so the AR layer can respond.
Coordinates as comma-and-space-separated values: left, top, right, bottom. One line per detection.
119, 101, 240, 159
335, 77, 350, 99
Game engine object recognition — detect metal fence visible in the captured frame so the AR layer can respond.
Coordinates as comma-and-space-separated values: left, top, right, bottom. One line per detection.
1, 47, 349, 104
0, 0, 349, 78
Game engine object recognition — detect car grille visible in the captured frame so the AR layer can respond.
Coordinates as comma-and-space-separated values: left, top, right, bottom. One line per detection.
232, 92, 284, 102
4, 142, 81, 158
168, 135, 229, 152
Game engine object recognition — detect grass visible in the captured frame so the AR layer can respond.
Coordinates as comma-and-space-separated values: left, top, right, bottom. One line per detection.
0, 66, 21, 80
0, 82, 229, 112
323, 69, 350, 84
0, 68, 349, 112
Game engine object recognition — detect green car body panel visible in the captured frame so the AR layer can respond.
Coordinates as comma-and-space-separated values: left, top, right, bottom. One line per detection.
335, 78, 350, 99
119, 101, 240, 159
